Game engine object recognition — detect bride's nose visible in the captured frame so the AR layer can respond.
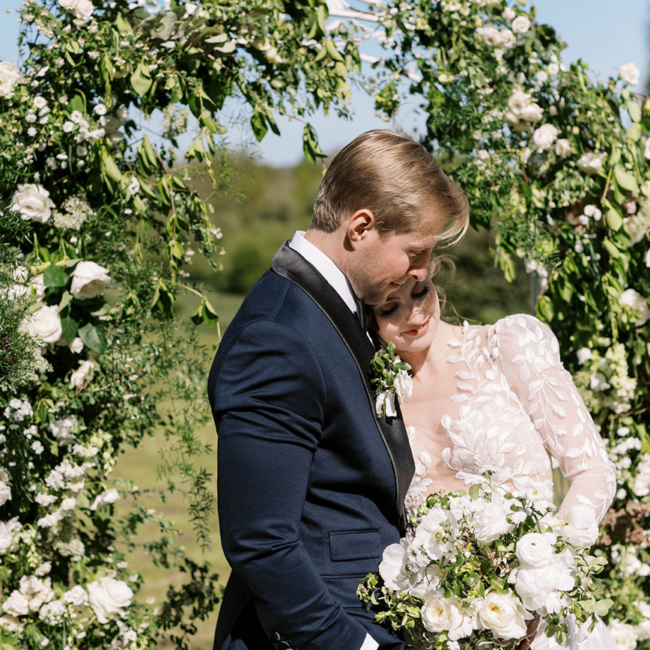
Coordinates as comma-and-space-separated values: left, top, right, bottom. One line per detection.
405, 304, 426, 326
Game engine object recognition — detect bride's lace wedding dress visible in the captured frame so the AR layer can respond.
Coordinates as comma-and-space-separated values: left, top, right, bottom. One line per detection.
403, 314, 617, 650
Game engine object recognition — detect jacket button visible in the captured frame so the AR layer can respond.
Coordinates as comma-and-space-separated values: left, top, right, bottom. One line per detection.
271, 632, 281, 642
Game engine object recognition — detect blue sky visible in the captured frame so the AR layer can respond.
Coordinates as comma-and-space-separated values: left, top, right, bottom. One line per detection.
1, 0, 648, 166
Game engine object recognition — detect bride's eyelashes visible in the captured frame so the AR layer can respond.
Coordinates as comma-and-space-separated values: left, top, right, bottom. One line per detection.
378, 285, 430, 317
379, 303, 398, 316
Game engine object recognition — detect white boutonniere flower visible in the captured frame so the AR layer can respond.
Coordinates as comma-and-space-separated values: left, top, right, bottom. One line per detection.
370, 342, 413, 419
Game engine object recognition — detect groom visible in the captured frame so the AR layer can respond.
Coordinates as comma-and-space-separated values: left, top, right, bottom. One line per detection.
208, 129, 468, 650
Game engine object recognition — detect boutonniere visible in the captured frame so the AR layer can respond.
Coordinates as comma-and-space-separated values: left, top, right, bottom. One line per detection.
370, 342, 413, 419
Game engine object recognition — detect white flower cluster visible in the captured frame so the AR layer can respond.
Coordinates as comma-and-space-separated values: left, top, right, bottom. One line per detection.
589, 343, 638, 413
478, 26, 516, 50
0, 61, 21, 99
378, 484, 600, 647
51, 194, 94, 230
161, 104, 190, 139
506, 88, 543, 133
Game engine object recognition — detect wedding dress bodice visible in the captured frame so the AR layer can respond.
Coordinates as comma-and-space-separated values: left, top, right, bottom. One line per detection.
404, 314, 616, 522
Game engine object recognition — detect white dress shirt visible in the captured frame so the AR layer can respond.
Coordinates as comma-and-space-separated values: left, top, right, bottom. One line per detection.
289, 231, 380, 650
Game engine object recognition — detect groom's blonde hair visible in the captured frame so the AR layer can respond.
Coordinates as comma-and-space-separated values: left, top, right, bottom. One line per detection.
312, 129, 469, 244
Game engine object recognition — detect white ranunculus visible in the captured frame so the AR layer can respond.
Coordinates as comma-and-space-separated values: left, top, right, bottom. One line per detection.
0, 483, 10, 507
516, 532, 556, 568
421, 594, 452, 633
609, 621, 639, 650
520, 103, 543, 123
88, 577, 133, 624
577, 348, 592, 365
559, 505, 599, 548
0, 518, 20, 555
0, 62, 21, 99
70, 359, 95, 389
620, 289, 650, 326
477, 590, 531, 640
512, 16, 530, 34
577, 152, 605, 174
10, 185, 55, 223
21, 305, 62, 343
90, 488, 121, 511
58, 0, 94, 19
69, 337, 84, 354
2, 591, 29, 617
29, 274, 46, 301
472, 498, 514, 546
533, 124, 558, 152
70, 261, 111, 299
394, 369, 413, 404
618, 63, 640, 87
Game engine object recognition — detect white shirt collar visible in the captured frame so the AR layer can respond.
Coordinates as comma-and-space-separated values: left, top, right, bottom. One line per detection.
289, 231, 357, 314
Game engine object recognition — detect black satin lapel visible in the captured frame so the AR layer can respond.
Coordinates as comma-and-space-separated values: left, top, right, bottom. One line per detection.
272, 242, 415, 533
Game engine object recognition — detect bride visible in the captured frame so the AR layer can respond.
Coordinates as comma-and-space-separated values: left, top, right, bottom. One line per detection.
369, 270, 618, 650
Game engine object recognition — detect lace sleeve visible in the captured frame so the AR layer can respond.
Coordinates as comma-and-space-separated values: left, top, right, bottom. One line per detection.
493, 314, 616, 521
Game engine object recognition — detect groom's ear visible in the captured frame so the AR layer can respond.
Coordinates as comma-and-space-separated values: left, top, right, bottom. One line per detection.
346, 209, 377, 247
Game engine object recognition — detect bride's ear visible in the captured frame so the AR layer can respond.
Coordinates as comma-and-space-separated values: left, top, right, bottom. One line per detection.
346, 209, 376, 247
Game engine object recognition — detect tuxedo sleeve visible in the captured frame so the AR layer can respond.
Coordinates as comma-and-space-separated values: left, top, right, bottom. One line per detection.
213, 319, 369, 650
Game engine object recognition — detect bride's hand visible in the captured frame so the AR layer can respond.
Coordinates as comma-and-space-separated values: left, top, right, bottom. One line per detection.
518, 615, 542, 650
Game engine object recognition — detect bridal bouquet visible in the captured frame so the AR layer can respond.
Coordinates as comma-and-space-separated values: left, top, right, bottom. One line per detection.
358, 478, 612, 650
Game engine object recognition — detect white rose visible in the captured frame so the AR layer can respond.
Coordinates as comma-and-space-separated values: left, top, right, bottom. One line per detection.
11, 184, 55, 223
421, 594, 452, 633
620, 289, 650, 326
503, 7, 516, 21
20, 575, 44, 596
70, 359, 95, 389
508, 89, 530, 116
609, 621, 639, 650
533, 124, 558, 152
555, 138, 571, 157
88, 577, 133, 624
29, 274, 46, 301
516, 532, 556, 568
0, 483, 10, 507
394, 369, 413, 404
473, 502, 514, 546
69, 337, 84, 354
70, 261, 111, 299
477, 590, 531, 640
548, 63, 560, 76
481, 26, 501, 46
58, 0, 94, 19
90, 488, 121, 511
0, 62, 21, 99
577, 348, 592, 365
618, 63, 640, 86
577, 152, 605, 174
512, 16, 530, 34
2, 591, 29, 617
498, 29, 516, 49
624, 215, 648, 245
520, 103, 543, 123
0, 518, 21, 554
63, 585, 88, 606
21, 305, 62, 343
558, 505, 599, 548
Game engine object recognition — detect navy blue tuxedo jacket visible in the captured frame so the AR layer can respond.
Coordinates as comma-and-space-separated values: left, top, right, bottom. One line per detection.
208, 243, 415, 650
